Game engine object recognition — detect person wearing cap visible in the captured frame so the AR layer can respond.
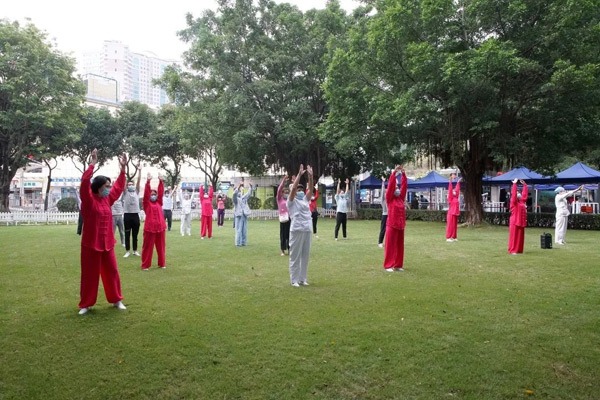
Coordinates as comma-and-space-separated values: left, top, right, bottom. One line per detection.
554, 185, 584, 245
287, 164, 314, 287
508, 179, 528, 254
445, 173, 462, 242
179, 188, 193, 236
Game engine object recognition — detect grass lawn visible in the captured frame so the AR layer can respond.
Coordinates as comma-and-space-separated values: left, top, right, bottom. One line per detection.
1, 218, 599, 399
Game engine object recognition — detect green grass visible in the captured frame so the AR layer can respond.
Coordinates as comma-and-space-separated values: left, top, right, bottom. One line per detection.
1, 219, 599, 399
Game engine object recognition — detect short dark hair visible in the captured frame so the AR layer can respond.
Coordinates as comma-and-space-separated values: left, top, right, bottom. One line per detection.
91, 176, 111, 194
297, 184, 305, 191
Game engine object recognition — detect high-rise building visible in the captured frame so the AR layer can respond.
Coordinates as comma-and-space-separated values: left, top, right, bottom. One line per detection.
79, 40, 178, 109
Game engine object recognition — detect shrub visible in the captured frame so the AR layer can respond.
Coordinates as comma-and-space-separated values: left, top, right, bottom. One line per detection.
56, 197, 78, 212
248, 196, 261, 210
263, 196, 277, 210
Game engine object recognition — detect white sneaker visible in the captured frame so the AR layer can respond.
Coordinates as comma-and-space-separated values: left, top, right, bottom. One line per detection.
159, 266, 166, 269
378, 243, 383, 248
300, 281, 309, 286
446, 239, 454, 242
113, 301, 126, 310
123, 251, 131, 258
291, 282, 300, 287
121, 243, 125, 247
385, 268, 394, 272
133, 251, 140, 256
78, 307, 89, 315
394, 267, 404, 272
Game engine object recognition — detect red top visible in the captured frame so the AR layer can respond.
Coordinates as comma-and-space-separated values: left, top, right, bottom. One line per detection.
80, 165, 125, 251
143, 179, 166, 233
447, 180, 461, 216
509, 182, 528, 227
385, 171, 407, 230
200, 186, 214, 217
309, 189, 319, 212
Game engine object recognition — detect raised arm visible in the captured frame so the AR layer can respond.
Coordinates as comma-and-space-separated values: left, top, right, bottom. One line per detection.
143, 173, 152, 209
289, 165, 305, 201
277, 175, 287, 200
157, 177, 165, 206
135, 161, 142, 192
306, 165, 314, 199
109, 152, 127, 205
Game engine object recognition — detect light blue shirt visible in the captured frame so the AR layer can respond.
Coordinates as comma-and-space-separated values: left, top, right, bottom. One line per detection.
335, 193, 349, 213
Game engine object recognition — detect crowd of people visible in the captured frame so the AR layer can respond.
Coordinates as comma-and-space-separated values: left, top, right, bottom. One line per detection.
77, 153, 585, 315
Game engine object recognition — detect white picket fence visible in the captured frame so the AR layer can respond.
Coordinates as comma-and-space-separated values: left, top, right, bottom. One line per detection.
0, 208, 338, 226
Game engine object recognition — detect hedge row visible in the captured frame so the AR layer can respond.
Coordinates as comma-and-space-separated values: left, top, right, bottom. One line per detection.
355, 208, 600, 230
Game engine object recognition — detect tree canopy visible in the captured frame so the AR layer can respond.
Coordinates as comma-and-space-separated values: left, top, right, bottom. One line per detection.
0, 20, 85, 212
173, 0, 355, 182
323, 0, 600, 223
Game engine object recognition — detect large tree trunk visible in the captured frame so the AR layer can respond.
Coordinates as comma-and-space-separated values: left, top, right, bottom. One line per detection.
462, 170, 484, 225
0, 184, 10, 212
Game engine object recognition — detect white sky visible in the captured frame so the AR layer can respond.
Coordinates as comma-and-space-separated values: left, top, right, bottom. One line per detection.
2, 0, 361, 61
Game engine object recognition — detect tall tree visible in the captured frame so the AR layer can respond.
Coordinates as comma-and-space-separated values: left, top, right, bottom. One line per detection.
323, 0, 600, 224
117, 101, 157, 180
144, 105, 186, 188
0, 20, 85, 212
177, 0, 352, 180
69, 106, 120, 173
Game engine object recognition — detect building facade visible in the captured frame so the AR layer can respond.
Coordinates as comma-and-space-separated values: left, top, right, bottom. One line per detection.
79, 40, 177, 110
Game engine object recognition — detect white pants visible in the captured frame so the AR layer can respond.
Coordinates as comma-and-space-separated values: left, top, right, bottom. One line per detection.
180, 212, 192, 236
289, 230, 311, 284
555, 215, 568, 243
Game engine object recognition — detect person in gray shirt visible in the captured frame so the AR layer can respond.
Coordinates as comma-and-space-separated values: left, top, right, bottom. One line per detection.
111, 189, 125, 247
122, 170, 142, 257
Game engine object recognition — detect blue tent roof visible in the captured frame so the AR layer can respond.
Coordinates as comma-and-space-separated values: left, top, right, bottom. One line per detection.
555, 162, 600, 183
408, 171, 449, 189
487, 167, 550, 185
359, 175, 384, 189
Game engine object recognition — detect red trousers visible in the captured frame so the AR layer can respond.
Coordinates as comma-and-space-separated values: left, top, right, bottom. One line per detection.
383, 226, 405, 269
79, 246, 123, 308
508, 225, 525, 254
446, 214, 458, 239
142, 230, 166, 269
201, 215, 213, 238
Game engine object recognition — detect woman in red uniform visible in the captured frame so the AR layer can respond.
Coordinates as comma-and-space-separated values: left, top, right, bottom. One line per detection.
383, 165, 408, 272
508, 179, 528, 254
78, 149, 127, 315
141, 173, 167, 270
200, 185, 214, 239
445, 173, 461, 242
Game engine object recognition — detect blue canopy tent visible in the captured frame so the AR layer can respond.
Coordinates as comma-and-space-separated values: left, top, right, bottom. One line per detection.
554, 162, 600, 184
358, 175, 384, 189
487, 167, 550, 185
407, 171, 449, 189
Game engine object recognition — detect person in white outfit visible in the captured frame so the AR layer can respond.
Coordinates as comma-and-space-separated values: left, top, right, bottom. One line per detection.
287, 164, 314, 287
179, 188, 193, 236
554, 185, 583, 245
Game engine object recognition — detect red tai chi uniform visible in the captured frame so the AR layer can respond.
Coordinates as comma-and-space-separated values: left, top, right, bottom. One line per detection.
200, 186, 214, 238
79, 166, 126, 309
508, 181, 528, 254
383, 170, 407, 270
141, 179, 167, 269
445, 179, 461, 240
